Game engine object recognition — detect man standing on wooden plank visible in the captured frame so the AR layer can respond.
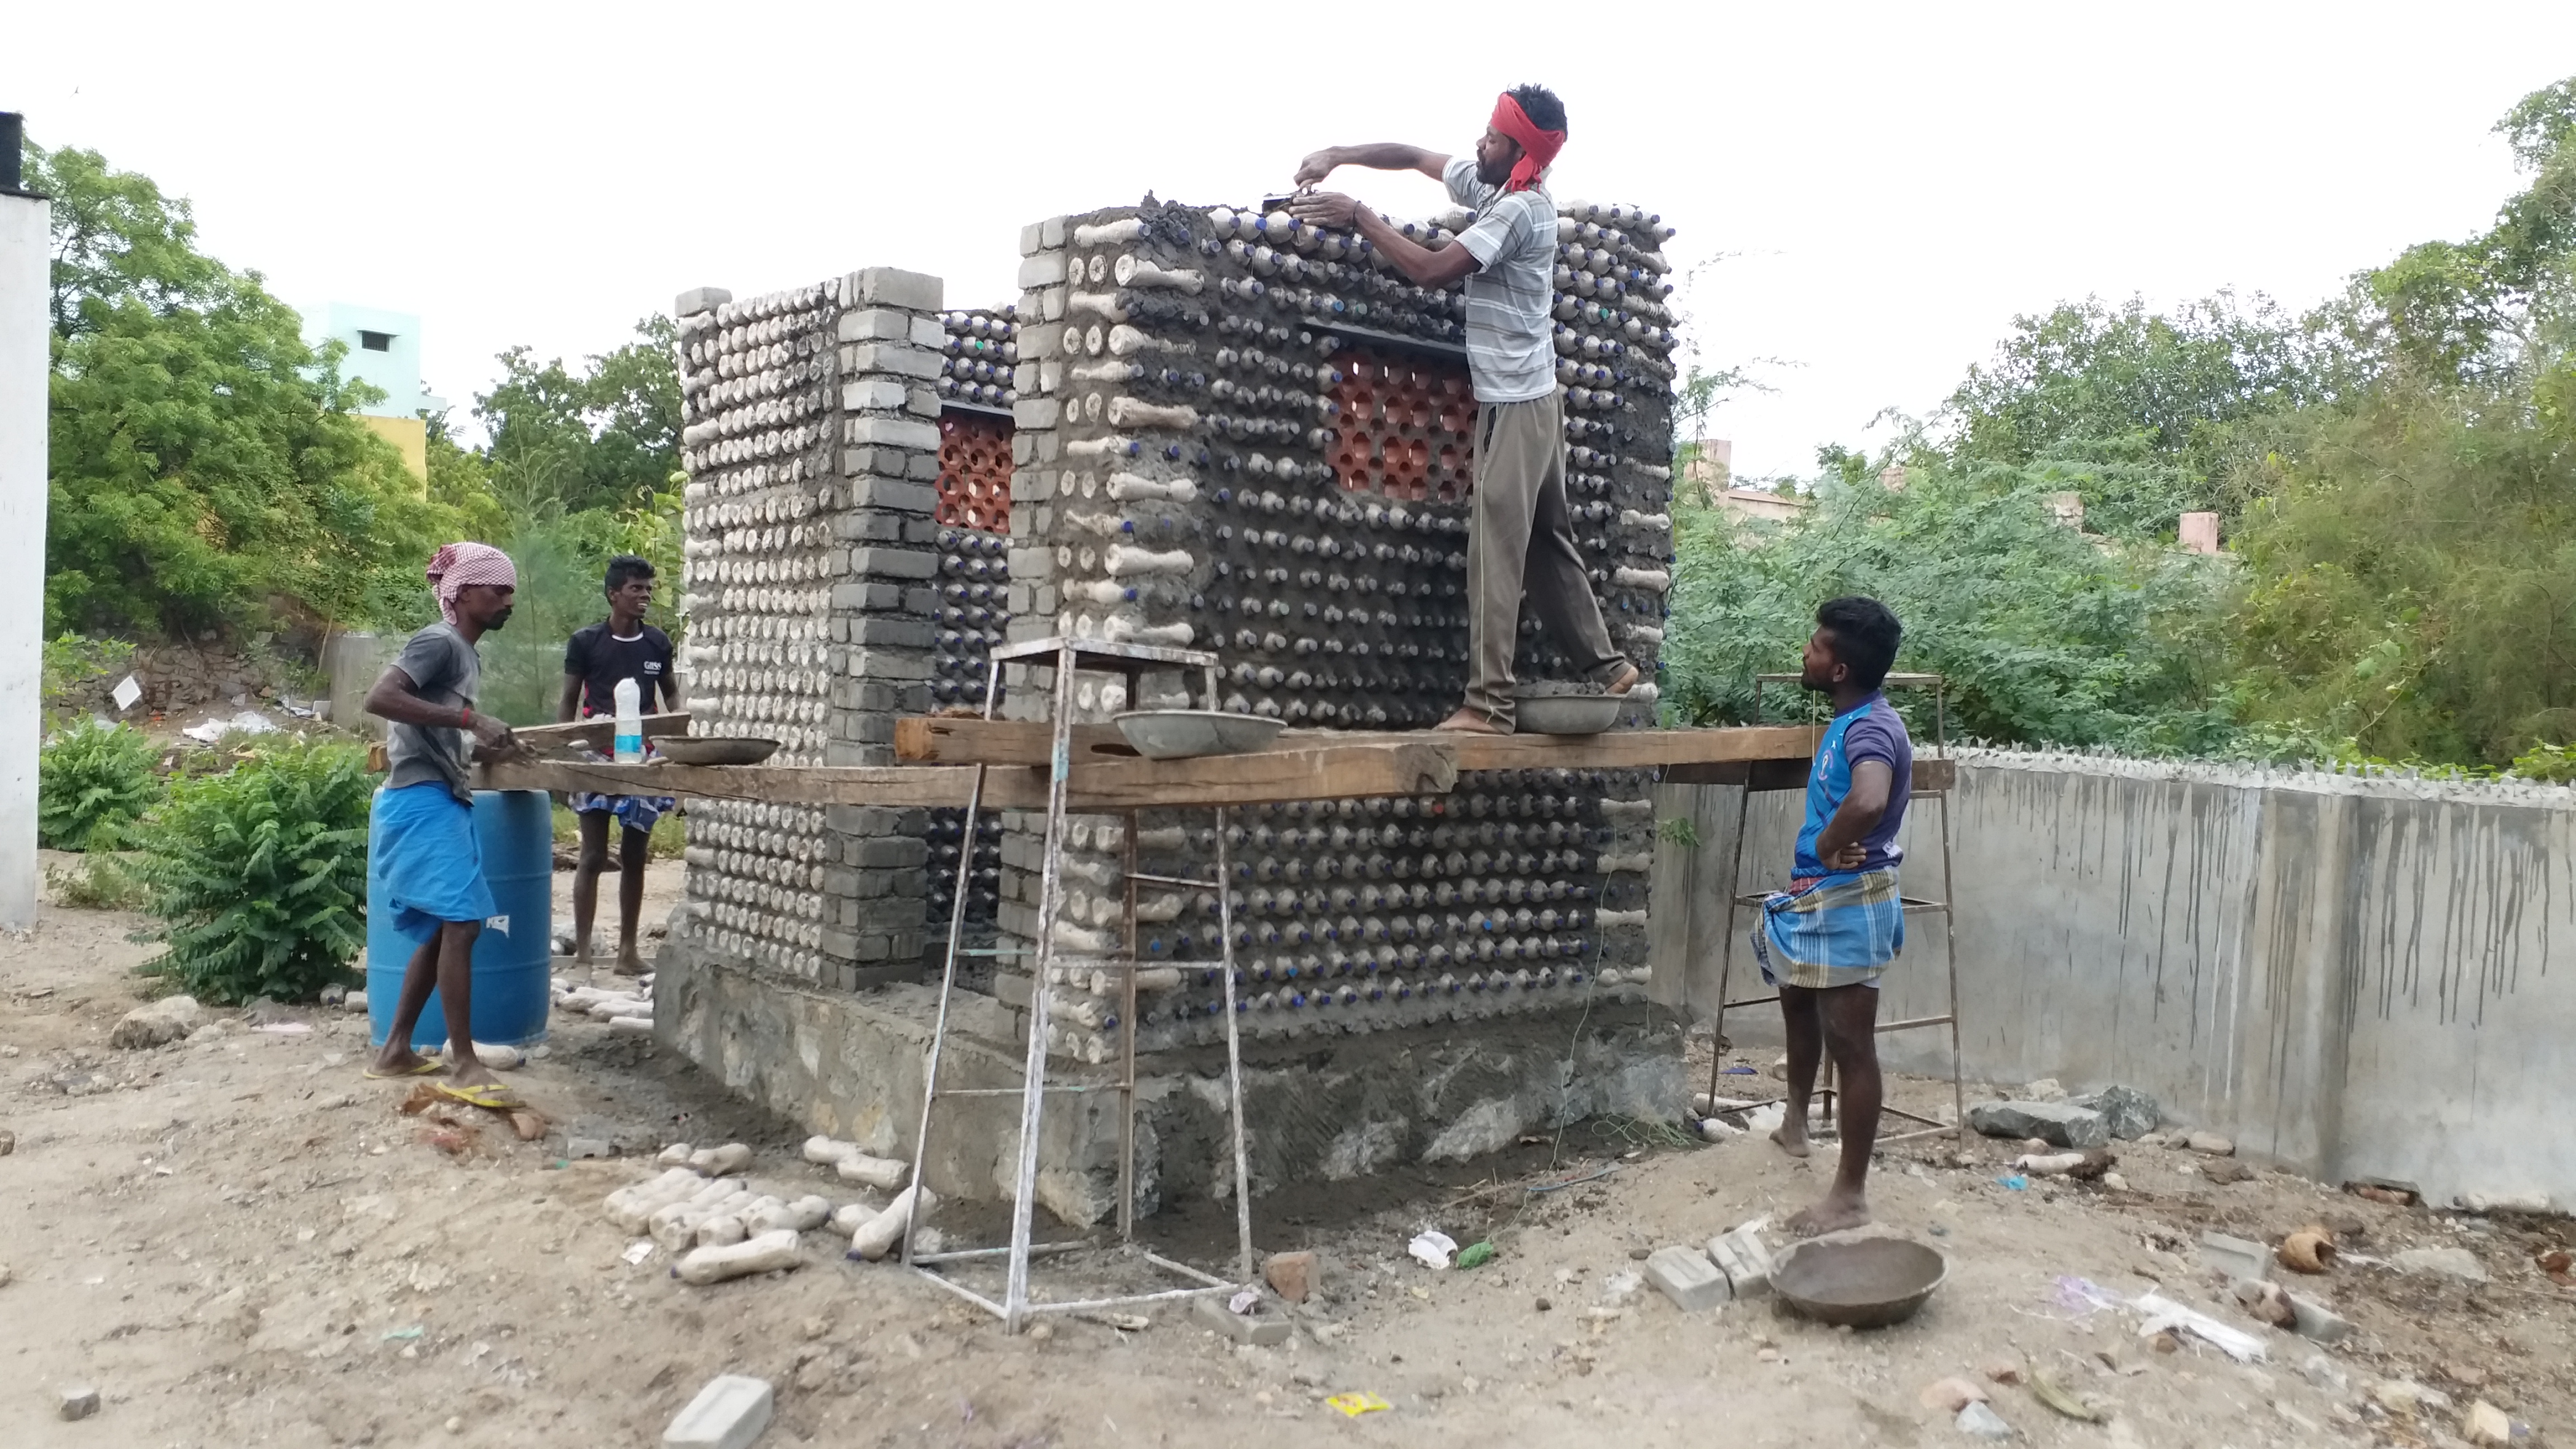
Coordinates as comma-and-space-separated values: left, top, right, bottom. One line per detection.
1753, 596, 1912, 1234
557, 553, 681, 977
1290, 84, 1640, 735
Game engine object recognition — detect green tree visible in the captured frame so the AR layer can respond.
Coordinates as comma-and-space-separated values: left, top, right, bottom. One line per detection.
29, 138, 461, 636
1940, 292, 2323, 530
477, 317, 681, 518
2229, 77, 2576, 765
1661, 460, 2241, 751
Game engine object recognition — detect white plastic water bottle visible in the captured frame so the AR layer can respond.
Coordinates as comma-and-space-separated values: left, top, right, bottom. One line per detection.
613, 677, 643, 764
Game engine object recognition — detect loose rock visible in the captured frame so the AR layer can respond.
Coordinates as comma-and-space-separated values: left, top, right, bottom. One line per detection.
2183, 1131, 2234, 1156
2069, 1084, 2160, 1139
109, 996, 202, 1050
1263, 1251, 1318, 1304
1965, 1101, 2108, 1149
2463, 1400, 2513, 1446
59, 1386, 101, 1421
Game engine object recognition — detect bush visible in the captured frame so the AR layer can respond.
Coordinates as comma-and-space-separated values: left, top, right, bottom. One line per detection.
129, 737, 373, 1003
37, 720, 162, 851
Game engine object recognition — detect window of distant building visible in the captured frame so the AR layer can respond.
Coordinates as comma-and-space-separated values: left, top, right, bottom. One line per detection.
359, 330, 394, 352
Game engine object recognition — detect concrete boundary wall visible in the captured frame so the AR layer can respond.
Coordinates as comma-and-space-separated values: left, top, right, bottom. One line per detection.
1647, 750, 2576, 1211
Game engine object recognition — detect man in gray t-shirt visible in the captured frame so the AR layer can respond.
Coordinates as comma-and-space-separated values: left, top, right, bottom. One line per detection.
384, 622, 485, 805
1291, 83, 1638, 734
362, 542, 526, 1104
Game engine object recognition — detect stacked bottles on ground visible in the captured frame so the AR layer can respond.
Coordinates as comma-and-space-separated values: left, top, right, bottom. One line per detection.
925, 311, 1019, 955
997, 198, 1680, 1060
669, 283, 842, 982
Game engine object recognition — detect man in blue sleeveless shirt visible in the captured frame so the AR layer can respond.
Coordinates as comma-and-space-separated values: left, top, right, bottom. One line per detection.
1752, 596, 1912, 1234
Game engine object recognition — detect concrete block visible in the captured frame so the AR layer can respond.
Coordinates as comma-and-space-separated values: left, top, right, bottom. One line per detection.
842, 379, 907, 413
847, 416, 941, 452
663, 1373, 773, 1448
2287, 1291, 2352, 1344
1020, 220, 1045, 256
2199, 1231, 2270, 1282
836, 308, 909, 342
1019, 323, 1062, 361
1038, 216, 1067, 248
674, 287, 733, 316
1040, 287, 1067, 322
847, 343, 942, 380
1017, 253, 1069, 288
1706, 1224, 1774, 1298
1965, 1100, 2108, 1149
851, 267, 942, 312
846, 647, 932, 680
1193, 1292, 1291, 1346
847, 476, 936, 515
910, 316, 946, 349
851, 615, 931, 648
1014, 398, 1061, 429
907, 386, 941, 418
847, 548, 939, 581
1642, 1244, 1730, 1312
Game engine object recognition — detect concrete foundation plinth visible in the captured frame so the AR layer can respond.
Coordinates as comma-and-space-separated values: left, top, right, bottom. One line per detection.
654, 943, 1687, 1225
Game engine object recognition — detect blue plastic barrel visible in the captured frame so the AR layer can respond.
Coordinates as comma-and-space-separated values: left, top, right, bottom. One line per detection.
366, 787, 553, 1049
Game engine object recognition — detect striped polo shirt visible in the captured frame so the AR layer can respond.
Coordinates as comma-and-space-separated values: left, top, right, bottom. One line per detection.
1443, 155, 1559, 404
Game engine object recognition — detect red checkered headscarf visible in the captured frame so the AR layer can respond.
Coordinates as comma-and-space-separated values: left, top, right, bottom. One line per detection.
1490, 92, 1566, 194
425, 542, 517, 626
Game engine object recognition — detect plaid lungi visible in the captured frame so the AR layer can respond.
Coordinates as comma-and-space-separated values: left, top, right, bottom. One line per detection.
1751, 867, 1904, 990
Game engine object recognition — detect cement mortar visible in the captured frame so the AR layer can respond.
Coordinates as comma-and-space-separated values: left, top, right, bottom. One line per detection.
655, 938, 1684, 1225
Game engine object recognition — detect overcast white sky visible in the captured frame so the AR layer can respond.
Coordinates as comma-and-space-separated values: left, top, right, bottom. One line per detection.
10, 2, 2573, 479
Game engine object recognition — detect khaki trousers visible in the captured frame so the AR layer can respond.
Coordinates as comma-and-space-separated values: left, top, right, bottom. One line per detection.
1462, 391, 1625, 730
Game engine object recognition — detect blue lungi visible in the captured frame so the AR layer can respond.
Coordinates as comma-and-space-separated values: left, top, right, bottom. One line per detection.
372, 783, 496, 945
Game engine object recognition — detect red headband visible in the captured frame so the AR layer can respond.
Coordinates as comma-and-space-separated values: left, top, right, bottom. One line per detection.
1490, 93, 1565, 193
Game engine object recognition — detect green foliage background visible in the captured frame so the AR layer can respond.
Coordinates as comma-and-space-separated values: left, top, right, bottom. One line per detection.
1667, 76, 2576, 771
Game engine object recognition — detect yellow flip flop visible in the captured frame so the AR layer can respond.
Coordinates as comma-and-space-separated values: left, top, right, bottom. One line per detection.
362, 1055, 447, 1079
434, 1082, 527, 1112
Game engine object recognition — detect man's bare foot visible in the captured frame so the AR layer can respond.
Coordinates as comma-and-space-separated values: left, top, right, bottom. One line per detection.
1784, 1187, 1872, 1237
444, 1057, 502, 1092
1604, 662, 1641, 695
613, 954, 648, 978
1434, 707, 1509, 735
370, 1043, 435, 1076
1770, 1121, 1811, 1159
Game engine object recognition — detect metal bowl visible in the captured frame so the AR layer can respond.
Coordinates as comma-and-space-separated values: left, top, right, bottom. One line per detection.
655, 736, 781, 766
1770, 1236, 1949, 1328
1112, 711, 1285, 760
1513, 694, 1625, 736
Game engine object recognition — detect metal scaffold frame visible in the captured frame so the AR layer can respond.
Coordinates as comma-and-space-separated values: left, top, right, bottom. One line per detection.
902, 636, 1254, 1333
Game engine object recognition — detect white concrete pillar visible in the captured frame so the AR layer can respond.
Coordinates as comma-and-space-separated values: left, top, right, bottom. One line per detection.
0, 125, 51, 930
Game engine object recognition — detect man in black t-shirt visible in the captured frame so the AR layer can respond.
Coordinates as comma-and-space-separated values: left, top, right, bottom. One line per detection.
557, 555, 681, 976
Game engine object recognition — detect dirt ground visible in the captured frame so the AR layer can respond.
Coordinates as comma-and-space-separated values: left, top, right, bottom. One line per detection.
4, 858, 2572, 1448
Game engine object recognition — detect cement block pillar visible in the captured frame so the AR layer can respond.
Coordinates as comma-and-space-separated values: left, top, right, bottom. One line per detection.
0, 150, 49, 930
820, 268, 946, 977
